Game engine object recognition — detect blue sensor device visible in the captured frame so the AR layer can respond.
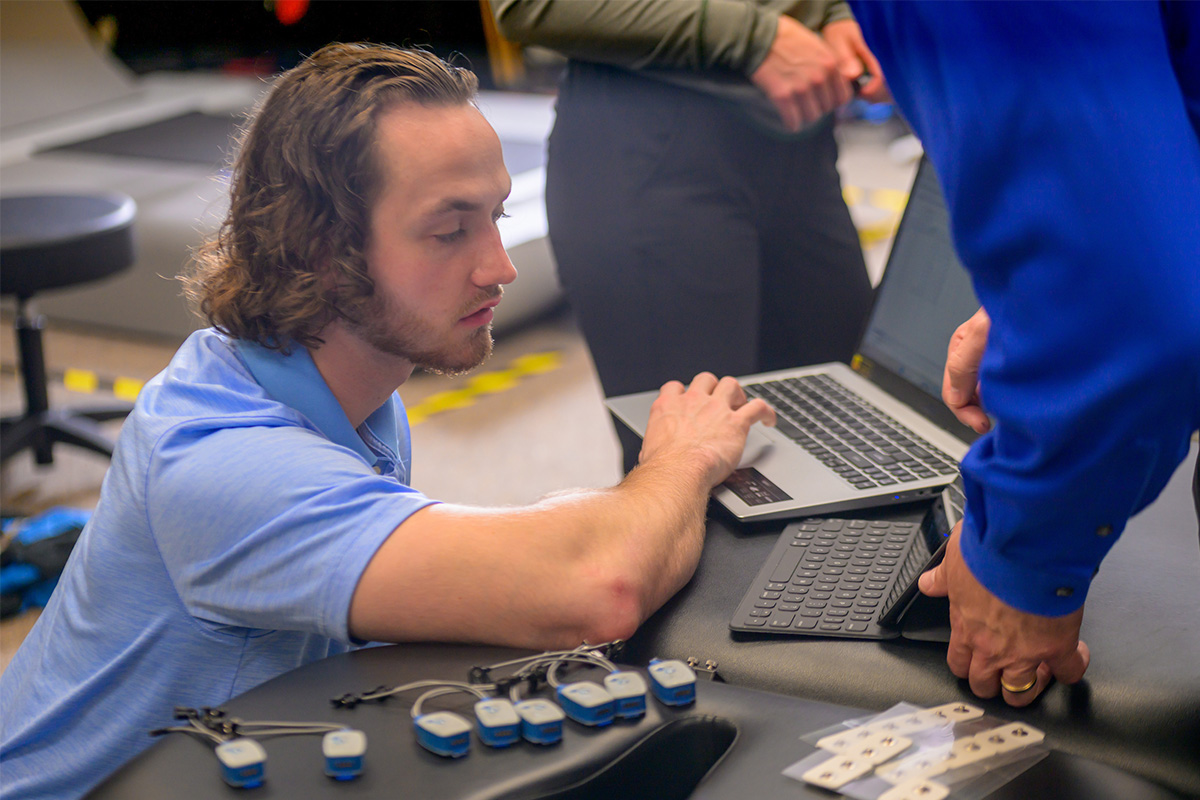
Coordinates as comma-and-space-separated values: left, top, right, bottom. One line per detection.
647, 659, 697, 706
603, 671, 648, 719
322, 729, 366, 780
514, 699, 565, 745
474, 698, 521, 748
556, 681, 615, 727
215, 738, 267, 789
413, 711, 472, 758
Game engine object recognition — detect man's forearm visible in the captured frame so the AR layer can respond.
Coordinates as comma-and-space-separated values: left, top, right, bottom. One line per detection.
348, 454, 714, 649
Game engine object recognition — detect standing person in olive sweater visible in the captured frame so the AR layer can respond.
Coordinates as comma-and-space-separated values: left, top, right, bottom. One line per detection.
496, 1, 885, 466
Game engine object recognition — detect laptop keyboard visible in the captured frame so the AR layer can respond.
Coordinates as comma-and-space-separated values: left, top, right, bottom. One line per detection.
730, 518, 930, 639
744, 374, 959, 490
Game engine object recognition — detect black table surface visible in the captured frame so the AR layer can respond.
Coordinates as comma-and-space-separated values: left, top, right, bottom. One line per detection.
623, 442, 1200, 797
93, 642, 1189, 800
94, 445, 1200, 799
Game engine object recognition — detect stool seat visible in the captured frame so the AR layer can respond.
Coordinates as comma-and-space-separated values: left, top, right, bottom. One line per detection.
1, 194, 136, 299
1, 192, 137, 467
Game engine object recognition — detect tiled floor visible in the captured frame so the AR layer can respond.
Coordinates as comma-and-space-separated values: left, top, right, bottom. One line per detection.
0, 117, 917, 672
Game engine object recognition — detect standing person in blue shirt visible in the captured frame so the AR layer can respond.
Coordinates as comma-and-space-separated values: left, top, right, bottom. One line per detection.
847, 2, 1200, 706
0, 43, 775, 799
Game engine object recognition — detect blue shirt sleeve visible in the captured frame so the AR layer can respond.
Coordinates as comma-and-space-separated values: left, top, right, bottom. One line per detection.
850, 0, 1200, 614
147, 418, 435, 642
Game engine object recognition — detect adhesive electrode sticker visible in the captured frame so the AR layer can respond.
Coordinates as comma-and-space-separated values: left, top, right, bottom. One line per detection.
785, 701, 1048, 800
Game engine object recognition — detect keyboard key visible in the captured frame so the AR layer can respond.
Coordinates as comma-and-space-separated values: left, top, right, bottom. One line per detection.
826, 608, 849, 617
760, 591, 781, 600
847, 520, 867, 529
851, 614, 874, 622
743, 618, 766, 627
846, 623, 869, 632
772, 416, 806, 441
754, 600, 777, 609
835, 591, 858, 600
821, 519, 845, 531
831, 600, 853, 608
769, 614, 795, 627
805, 601, 828, 609
770, 548, 805, 583
800, 609, 823, 618
795, 618, 818, 629
749, 608, 772, 617
819, 622, 844, 631
811, 592, 832, 600
766, 582, 787, 592
780, 603, 801, 612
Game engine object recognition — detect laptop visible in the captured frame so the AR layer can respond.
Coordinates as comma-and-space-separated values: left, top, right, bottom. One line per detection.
606, 157, 981, 522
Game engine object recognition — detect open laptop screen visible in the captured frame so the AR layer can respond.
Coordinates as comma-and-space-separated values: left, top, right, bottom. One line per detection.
857, 158, 981, 404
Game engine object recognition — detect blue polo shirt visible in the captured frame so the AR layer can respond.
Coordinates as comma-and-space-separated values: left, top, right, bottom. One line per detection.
849, 1, 1200, 614
0, 329, 436, 799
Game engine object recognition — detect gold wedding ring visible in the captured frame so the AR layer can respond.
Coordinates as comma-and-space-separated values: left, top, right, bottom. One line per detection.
1000, 675, 1038, 694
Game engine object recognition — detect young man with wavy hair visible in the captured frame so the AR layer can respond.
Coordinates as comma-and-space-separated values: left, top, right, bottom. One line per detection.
0, 43, 773, 798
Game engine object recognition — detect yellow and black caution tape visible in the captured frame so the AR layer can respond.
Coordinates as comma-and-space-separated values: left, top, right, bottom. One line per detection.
3, 349, 564, 426
843, 185, 910, 249
1, 364, 145, 402
405, 350, 562, 425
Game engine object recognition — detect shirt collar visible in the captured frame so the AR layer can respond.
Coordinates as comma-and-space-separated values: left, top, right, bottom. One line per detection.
233, 339, 399, 465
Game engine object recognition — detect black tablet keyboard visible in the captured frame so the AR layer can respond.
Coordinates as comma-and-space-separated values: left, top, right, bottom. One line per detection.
729, 518, 932, 640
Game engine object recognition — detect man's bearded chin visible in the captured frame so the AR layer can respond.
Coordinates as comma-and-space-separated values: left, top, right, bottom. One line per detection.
345, 288, 499, 375
415, 327, 494, 376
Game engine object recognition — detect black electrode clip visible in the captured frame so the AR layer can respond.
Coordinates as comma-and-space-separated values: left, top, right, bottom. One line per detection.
468, 665, 492, 685
331, 693, 361, 709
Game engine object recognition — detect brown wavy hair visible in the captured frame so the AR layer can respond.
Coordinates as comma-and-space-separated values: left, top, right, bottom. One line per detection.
182, 43, 479, 349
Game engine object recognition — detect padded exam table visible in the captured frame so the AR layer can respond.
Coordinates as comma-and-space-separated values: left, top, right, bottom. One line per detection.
622, 441, 1200, 796
93, 642, 1186, 799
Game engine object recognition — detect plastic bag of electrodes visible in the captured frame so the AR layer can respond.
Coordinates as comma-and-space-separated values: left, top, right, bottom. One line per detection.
782, 702, 1048, 800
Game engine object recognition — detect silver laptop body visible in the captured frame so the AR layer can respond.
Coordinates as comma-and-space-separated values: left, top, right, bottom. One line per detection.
606, 157, 980, 522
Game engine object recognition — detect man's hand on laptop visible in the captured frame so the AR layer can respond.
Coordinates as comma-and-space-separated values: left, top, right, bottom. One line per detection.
919, 523, 1091, 707
639, 373, 776, 487
943, 308, 992, 434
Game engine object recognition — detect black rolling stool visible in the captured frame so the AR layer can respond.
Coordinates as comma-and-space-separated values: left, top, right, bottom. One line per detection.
1, 193, 137, 465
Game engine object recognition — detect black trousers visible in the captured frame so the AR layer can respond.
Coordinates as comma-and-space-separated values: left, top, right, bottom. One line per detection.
546, 62, 874, 400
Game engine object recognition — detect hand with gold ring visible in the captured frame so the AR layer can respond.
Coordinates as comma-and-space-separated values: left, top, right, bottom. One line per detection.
918, 523, 1091, 707
1000, 674, 1038, 694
